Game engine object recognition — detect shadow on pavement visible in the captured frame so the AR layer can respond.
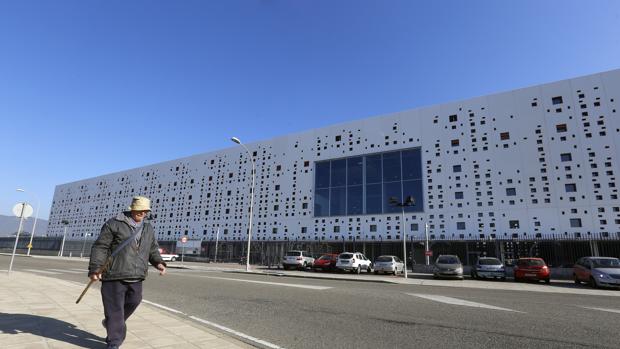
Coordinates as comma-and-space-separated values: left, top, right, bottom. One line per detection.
0, 313, 106, 348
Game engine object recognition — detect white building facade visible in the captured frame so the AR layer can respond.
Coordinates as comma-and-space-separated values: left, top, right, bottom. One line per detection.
48, 69, 620, 243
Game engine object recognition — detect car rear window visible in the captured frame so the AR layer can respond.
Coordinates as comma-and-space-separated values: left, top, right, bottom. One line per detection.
519, 259, 545, 266
319, 255, 333, 260
285, 251, 301, 256
437, 256, 460, 264
478, 258, 501, 265
376, 256, 393, 262
339, 253, 353, 259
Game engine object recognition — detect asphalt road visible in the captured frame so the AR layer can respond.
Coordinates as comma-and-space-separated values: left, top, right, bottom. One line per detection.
3, 255, 619, 349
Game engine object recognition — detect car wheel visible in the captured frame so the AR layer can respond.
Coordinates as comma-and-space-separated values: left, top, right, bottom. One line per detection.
302, 262, 307, 271
589, 277, 598, 289
500, 277, 506, 281
573, 275, 580, 285
171, 257, 177, 262
356, 266, 361, 274
514, 276, 520, 282
544, 278, 550, 284
367, 265, 372, 273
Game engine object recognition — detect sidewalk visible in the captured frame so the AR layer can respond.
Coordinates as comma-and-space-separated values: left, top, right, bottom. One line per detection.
0, 271, 254, 349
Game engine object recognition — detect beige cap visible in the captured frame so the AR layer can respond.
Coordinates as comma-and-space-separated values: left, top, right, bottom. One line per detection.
127, 196, 151, 211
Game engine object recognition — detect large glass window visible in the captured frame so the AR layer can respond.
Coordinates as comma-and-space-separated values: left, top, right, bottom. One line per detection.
315, 148, 423, 217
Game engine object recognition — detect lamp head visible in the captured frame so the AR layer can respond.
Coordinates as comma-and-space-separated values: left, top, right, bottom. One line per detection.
389, 196, 399, 205
16, 188, 25, 192
231, 137, 241, 144
405, 196, 415, 205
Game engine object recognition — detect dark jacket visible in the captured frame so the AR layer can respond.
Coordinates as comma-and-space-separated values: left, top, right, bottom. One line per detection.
89, 212, 165, 281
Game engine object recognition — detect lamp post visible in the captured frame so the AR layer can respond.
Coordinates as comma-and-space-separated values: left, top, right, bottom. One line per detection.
231, 137, 256, 272
80, 233, 92, 258
16, 189, 40, 256
389, 195, 415, 279
214, 227, 220, 263
59, 220, 69, 257
425, 222, 430, 265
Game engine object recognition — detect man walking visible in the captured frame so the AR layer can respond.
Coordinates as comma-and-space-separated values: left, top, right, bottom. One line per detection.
89, 196, 166, 349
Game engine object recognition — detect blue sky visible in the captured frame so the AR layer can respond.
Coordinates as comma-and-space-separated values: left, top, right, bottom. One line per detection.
1, 0, 619, 220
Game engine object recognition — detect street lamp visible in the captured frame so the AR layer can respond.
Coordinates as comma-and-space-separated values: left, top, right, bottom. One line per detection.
59, 220, 69, 257
16, 189, 40, 256
80, 232, 92, 258
389, 195, 415, 278
231, 136, 256, 272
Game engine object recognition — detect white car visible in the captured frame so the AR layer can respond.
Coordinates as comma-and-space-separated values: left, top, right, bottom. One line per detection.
336, 252, 373, 274
158, 248, 179, 262
282, 250, 315, 270
373, 255, 404, 275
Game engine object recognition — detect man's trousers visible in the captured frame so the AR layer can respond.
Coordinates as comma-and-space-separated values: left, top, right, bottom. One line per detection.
101, 280, 143, 346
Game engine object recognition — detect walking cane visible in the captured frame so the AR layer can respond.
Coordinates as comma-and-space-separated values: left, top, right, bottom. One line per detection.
76, 230, 140, 304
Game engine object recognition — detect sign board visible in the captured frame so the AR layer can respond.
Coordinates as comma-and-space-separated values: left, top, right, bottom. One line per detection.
424, 250, 433, 257
181, 236, 188, 243
12, 203, 33, 218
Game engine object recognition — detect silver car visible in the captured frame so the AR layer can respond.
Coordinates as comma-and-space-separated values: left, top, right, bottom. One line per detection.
471, 257, 506, 280
573, 257, 620, 288
433, 255, 463, 279
373, 255, 404, 275
282, 250, 315, 270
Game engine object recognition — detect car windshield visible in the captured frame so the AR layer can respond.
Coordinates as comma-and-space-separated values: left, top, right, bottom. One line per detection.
591, 258, 620, 268
319, 255, 333, 260
478, 258, 501, 265
437, 256, 460, 264
519, 259, 545, 266
376, 256, 393, 262
285, 251, 301, 257
339, 253, 353, 259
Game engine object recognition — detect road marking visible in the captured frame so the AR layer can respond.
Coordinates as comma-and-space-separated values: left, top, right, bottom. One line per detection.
581, 306, 620, 314
406, 293, 524, 313
142, 300, 285, 349
48, 269, 84, 274
24, 269, 62, 275
197, 275, 332, 290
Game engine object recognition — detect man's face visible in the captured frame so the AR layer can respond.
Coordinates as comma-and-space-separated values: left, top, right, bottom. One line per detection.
131, 210, 149, 223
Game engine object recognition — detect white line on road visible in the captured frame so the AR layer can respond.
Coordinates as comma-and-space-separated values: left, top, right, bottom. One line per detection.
197, 275, 333, 290
142, 299, 285, 349
24, 269, 62, 275
406, 293, 525, 313
581, 306, 620, 314
48, 269, 84, 274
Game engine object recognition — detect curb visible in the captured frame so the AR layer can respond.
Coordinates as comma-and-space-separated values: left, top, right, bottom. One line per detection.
226, 269, 401, 284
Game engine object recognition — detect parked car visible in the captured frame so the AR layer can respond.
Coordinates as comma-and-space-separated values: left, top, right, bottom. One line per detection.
336, 252, 373, 274
282, 250, 315, 270
513, 257, 550, 283
471, 257, 506, 280
573, 257, 620, 288
158, 248, 179, 262
433, 255, 463, 279
373, 255, 404, 275
313, 253, 339, 271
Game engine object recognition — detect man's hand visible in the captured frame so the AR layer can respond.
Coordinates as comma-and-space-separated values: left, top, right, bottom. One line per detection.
156, 263, 166, 276
89, 273, 102, 281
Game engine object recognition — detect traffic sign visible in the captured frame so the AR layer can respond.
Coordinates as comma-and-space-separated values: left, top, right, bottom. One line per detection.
181, 236, 188, 243
424, 250, 433, 257
12, 203, 33, 218
27, 243, 33, 249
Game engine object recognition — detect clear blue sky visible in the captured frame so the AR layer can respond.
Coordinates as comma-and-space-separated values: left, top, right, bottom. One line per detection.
1, 0, 619, 220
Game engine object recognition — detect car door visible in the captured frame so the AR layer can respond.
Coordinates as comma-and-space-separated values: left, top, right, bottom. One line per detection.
575, 258, 586, 281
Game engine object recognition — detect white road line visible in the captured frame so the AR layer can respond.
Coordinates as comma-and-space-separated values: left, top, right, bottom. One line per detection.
406, 293, 524, 313
581, 306, 620, 314
142, 300, 285, 349
197, 275, 332, 290
24, 269, 62, 275
48, 269, 84, 274
70, 268, 88, 272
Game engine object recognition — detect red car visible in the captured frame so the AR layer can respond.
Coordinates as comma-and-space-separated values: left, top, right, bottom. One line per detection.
313, 254, 339, 271
513, 258, 550, 283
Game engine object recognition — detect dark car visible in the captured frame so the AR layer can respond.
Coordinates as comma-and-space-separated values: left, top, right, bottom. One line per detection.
313, 253, 339, 271
514, 258, 550, 283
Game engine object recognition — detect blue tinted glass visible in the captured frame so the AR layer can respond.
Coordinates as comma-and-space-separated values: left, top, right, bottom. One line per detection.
347, 157, 363, 186
366, 154, 382, 184
314, 188, 330, 217
402, 149, 422, 180
403, 180, 424, 212
315, 162, 330, 189
365, 184, 382, 214
347, 185, 363, 215
383, 181, 402, 213
382, 152, 401, 182
330, 187, 346, 216
330, 159, 346, 187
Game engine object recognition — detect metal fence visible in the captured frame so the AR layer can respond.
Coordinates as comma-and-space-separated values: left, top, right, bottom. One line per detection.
2, 234, 619, 267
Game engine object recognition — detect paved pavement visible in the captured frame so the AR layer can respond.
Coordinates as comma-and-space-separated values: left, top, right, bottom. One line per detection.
0, 270, 253, 349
